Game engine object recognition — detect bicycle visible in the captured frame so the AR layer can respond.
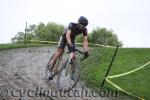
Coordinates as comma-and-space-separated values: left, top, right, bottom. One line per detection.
45, 48, 88, 91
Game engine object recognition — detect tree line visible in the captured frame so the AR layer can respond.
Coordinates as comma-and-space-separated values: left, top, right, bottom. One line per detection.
11, 22, 123, 47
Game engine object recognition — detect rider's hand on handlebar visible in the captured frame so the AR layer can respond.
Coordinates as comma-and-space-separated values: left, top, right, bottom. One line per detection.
84, 51, 89, 58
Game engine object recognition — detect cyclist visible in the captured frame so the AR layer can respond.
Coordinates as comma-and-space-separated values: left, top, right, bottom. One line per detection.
48, 16, 89, 80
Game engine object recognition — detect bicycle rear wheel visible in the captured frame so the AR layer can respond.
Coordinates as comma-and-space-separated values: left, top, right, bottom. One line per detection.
57, 59, 80, 91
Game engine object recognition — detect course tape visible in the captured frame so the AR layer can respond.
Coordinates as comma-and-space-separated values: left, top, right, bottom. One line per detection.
28, 40, 115, 47
107, 61, 150, 79
105, 78, 144, 100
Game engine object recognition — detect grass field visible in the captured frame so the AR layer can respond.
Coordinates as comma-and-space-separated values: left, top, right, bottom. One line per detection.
80, 47, 150, 100
0, 43, 54, 50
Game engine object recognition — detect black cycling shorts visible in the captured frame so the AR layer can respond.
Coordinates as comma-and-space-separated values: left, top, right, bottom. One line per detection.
57, 36, 66, 49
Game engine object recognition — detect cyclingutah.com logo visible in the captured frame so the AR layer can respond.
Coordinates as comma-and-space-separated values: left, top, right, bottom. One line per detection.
0, 86, 119, 98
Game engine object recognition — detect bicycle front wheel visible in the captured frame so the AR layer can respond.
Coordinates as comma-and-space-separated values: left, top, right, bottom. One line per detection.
57, 59, 80, 91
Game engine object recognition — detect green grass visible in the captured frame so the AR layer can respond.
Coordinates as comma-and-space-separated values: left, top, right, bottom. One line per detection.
0, 43, 55, 50
80, 47, 150, 100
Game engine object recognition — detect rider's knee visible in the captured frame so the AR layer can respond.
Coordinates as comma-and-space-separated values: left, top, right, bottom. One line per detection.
56, 48, 64, 56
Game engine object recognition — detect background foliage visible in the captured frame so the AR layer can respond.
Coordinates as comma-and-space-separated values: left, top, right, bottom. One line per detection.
11, 22, 123, 47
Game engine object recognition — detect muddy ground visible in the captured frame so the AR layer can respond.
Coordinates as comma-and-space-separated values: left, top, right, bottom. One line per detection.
0, 46, 114, 100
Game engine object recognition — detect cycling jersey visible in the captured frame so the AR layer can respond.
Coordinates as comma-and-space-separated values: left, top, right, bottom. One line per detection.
58, 22, 88, 49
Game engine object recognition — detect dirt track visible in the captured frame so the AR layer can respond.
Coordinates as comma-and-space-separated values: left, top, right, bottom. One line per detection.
0, 46, 112, 100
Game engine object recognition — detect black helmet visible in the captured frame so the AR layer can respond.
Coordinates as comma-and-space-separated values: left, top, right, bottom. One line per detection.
78, 16, 88, 26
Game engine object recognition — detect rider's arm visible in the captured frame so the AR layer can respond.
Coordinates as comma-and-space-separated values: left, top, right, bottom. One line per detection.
83, 36, 89, 52
83, 28, 89, 52
66, 29, 72, 44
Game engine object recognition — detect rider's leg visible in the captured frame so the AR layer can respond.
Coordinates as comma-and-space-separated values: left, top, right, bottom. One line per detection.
70, 52, 76, 80
68, 42, 76, 75
48, 35, 65, 80
49, 35, 65, 69
50, 48, 63, 64
48, 48, 64, 80
71, 52, 76, 68
51, 48, 64, 73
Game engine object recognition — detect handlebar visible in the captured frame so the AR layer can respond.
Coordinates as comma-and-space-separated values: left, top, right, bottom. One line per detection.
65, 49, 88, 61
